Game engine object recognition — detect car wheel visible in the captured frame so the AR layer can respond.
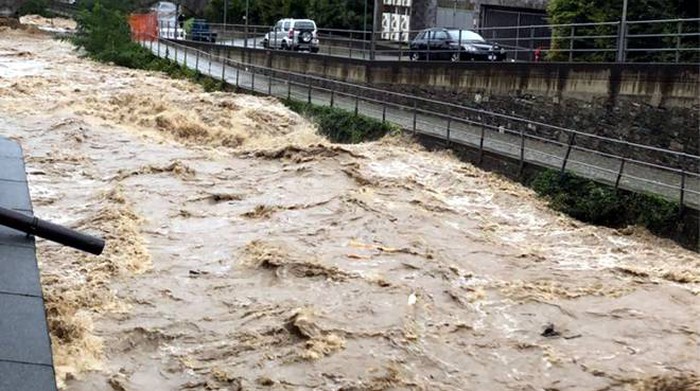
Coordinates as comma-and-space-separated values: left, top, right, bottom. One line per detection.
410, 52, 420, 61
450, 52, 460, 62
262, 39, 268, 49
281, 41, 289, 51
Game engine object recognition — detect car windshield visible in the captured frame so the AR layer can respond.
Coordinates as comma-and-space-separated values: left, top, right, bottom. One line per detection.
294, 21, 316, 30
447, 30, 485, 42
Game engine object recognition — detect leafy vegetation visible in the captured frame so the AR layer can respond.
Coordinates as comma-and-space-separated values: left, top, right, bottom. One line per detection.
530, 169, 681, 235
547, 0, 699, 62
283, 99, 394, 143
204, 0, 372, 31
71, 0, 225, 92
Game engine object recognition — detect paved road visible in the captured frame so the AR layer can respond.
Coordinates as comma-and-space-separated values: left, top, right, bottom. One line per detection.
143, 39, 700, 209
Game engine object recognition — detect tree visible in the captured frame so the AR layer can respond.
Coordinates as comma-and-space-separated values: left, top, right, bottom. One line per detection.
547, 0, 699, 62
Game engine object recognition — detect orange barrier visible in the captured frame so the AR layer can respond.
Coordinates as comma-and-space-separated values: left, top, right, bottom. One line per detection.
128, 12, 157, 41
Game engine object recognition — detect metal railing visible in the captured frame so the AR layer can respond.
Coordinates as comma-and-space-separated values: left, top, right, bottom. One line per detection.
138, 35, 700, 209
159, 17, 699, 63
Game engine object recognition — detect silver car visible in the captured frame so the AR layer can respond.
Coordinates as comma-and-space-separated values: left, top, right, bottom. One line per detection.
263, 18, 319, 52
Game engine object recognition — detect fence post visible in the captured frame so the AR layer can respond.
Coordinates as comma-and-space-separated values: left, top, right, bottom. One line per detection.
287, 72, 292, 100
354, 95, 359, 115
478, 125, 486, 164
518, 129, 525, 176
614, 158, 626, 189
675, 21, 682, 63
307, 82, 312, 104
330, 90, 335, 107
157, 38, 161, 56
174, 43, 178, 64
568, 26, 575, 62
208, 52, 212, 75
561, 132, 576, 174
183, 45, 187, 66
195, 49, 199, 72
349, 31, 353, 59
412, 101, 417, 135
236, 65, 240, 88
251, 67, 256, 91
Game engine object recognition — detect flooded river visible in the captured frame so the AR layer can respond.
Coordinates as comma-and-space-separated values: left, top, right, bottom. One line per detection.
1, 28, 698, 391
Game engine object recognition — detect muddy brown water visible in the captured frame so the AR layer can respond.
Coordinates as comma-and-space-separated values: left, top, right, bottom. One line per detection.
1, 29, 698, 391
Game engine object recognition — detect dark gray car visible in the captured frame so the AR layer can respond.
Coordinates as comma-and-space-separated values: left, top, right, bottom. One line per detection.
409, 28, 506, 62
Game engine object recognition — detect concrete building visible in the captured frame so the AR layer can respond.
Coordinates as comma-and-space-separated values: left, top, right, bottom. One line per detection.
381, 0, 549, 41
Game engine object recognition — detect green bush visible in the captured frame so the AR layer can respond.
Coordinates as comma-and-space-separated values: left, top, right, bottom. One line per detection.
283, 99, 394, 143
530, 169, 681, 235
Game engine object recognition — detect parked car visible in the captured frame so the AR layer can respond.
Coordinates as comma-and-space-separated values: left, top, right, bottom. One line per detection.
190, 19, 217, 43
409, 28, 506, 62
262, 18, 319, 52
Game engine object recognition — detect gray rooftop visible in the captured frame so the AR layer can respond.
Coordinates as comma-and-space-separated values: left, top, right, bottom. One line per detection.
0, 136, 58, 391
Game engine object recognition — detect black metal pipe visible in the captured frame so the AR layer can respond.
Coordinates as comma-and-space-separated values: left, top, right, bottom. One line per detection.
0, 207, 105, 255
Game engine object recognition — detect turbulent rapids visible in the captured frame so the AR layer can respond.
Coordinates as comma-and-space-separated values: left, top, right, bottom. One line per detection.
0, 24, 698, 391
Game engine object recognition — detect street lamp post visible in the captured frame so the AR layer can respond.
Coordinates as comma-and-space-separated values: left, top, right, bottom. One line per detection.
370, 0, 380, 60
244, 0, 250, 49
224, 0, 228, 25
616, 0, 628, 62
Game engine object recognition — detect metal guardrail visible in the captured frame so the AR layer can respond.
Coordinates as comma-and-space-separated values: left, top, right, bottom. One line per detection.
178, 17, 699, 63
139, 36, 700, 209
46, 0, 698, 63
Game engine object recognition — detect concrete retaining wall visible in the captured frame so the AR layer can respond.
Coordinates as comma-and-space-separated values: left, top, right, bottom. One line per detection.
177, 41, 699, 108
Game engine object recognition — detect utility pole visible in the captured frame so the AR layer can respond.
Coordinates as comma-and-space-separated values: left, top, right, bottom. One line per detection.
616, 0, 628, 62
370, 0, 381, 60
224, 0, 228, 25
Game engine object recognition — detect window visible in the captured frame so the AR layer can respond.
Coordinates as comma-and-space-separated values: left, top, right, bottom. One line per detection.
294, 21, 316, 30
283, 21, 291, 30
433, 31, 448, 40
416, 31, 426, 40
275, 21, 283, 31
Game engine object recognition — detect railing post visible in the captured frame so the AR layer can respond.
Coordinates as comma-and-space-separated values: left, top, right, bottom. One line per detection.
236, 65, 240, 87
330, 89, 335, 107
354, 95, 359, 115
208, 52, 212, 75
157, 37, 161, 56
478, 125, 485, 164
307, 82, 312, 104
615, 158, 626, 189
568, 26, 575, 62
382, 98, 387, 123
518, 128, 525, 176
183, 45, 187, 66
174, 43, 178, 63
412, 101, 417, 135
675, 21, 682, 63
561, 132, 576, 173
221, 57, 226, 81
268, 71, 272, 95
446, 117, 452, 146
679, 169, 686, 210
349, 31, 353, 59
529, 27, 535, 62
195, 49, 199, 72
287, 72, 292, 100
251, 67, 255, 91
